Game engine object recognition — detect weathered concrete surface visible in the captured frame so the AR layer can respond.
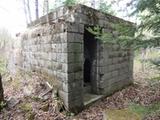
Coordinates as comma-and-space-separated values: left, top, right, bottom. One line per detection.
13, 4, 134, 113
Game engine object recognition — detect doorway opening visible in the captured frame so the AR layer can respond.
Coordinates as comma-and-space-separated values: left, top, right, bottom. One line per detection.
83, 26, 104, 106
83, 26, 97, 88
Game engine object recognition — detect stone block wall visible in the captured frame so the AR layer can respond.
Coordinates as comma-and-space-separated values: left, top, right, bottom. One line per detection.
98, 44, 134, 95
64, 5, 134, 96
17, 4, 134, 113
62, 23, 84, 112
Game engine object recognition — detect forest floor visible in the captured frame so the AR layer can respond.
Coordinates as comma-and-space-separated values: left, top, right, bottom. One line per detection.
0, 61, 160, 120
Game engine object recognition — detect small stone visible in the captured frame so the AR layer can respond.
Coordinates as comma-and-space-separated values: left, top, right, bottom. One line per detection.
23, 85, 33, 97
7, 97, 20, 108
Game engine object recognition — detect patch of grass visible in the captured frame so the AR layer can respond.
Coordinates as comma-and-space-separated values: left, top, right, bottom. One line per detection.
0, 101, 6, 110
19, 103, 32, 112
25, 111, 36, 120
148, 76, 160, 88
31, 96, 41, 101
11, 79, 21, 89
129, 102, 160, 118
150, 76, 160, 81
134, 59, 142, 71
104, 109, 141, 120
129, 103, 149, 117
65, 112, 75, 117
134, 50, 160, 72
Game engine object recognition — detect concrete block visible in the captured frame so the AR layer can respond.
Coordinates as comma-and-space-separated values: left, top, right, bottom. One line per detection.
56, 44, 62, 53
68, 62, 82, 73
51, 53, 57, 61
78, 24, 84, 33
46, 60, 52, 69
51, 62, 57, 70
60, 53, 68, 63
61, 43, 68, 53
56, 63, 63, 71
112, 58, 119, 64
56, 72, 68, 82
62, 80, 82, 92
60, 32, 67, 43
111, 70, 118, 77
68, 72, 75, 83
101, 72, 112, 81
56, 71, 63, 81
48, 52, 52, 61
108, 64, 117, 71
75, 71, 83, 80
51, 44, 57, 52
58, 90, 83, 113
67, 33, 83, 43
68, 53, 83, 63
67, 23, 79, 33
67, 33, 75, 43
68, 43, 82, 53
62, 63, 68, 73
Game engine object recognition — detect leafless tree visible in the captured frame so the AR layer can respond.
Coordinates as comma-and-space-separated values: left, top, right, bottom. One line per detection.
35, 0, 39, 19
23, 0, 29, 24
0, 73, 4, 103
43, 0, 49, 24
27, 0, 32, 22
43, 0, 49, 15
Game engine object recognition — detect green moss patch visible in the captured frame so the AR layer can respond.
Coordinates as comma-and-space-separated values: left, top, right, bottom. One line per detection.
104, 109, 141, 120
19, 103, 32, 112
129, 102, 160, 118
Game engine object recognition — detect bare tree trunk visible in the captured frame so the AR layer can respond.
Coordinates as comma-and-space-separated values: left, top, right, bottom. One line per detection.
141, 48, 146, 72
43, 0, 49, 15
43, 0, 49, 24
27, 0, 32, 23
0, 73, 4, 103
35, 0, 39, 19
23, 0, 28, 25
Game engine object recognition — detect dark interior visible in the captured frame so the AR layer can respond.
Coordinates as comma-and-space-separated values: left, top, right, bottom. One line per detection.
83, 26, 97, 84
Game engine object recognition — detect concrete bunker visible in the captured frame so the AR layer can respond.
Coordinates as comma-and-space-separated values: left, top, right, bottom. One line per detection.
17, 4, 135, 113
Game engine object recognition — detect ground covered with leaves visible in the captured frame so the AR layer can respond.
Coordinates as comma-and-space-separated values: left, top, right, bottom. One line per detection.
0, 63, 160, 120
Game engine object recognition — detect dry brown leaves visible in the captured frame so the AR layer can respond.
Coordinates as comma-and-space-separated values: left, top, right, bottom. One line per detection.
0, 67, 159, 120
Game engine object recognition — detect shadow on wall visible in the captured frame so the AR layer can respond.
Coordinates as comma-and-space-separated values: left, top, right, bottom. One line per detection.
84, 26, 97, 85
